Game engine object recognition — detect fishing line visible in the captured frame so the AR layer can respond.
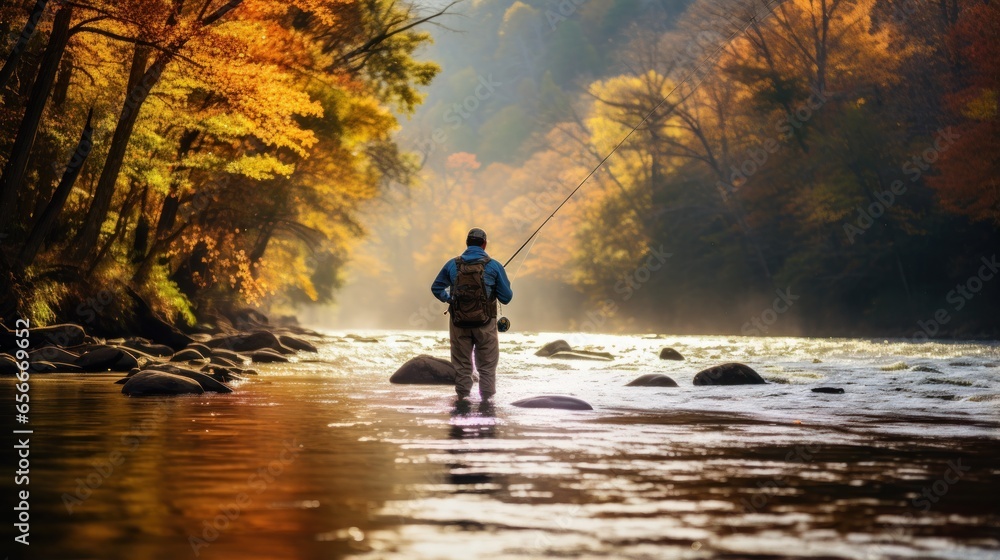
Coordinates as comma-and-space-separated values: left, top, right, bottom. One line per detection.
501, 0, 781, 270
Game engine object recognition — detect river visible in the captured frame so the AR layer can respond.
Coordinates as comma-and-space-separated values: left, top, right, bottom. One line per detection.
2, 331, 999, 559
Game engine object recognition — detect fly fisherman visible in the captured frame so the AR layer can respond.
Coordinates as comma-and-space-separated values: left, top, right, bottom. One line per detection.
431, 228, 514, 401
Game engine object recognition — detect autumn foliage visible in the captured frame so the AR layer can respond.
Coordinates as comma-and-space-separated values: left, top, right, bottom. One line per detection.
0, 0, 445, 326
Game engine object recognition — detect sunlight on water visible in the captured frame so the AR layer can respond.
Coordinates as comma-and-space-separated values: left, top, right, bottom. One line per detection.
2, 332, 999, 559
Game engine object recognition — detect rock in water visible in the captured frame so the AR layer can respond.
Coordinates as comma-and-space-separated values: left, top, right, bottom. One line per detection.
122, 339, 175, 357
128, 366, 232, 393
549, 351, 613, 361
171, 348, 206, 362
279, 335, 318, 352
75, 346, 127, 372
511, 395, 594, 410
626, 374, 679, 387
30, 347, 80, 363
121, 371, 205, 396
390, 355, 461, 385
535, 340, 572, 357
249, 350, 289, 363
207, 331, 293, 354
659, 347, 684, 360
812, 387, 845, 394
186, 343, 214, 357
29, 361, 82, 373
693, 363, 767, 386
0, 324, 87, 350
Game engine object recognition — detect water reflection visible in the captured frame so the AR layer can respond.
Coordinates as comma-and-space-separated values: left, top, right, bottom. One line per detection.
2, 332, 999, 560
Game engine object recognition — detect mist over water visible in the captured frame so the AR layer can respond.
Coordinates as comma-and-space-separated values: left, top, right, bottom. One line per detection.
305, 0, 1000, 338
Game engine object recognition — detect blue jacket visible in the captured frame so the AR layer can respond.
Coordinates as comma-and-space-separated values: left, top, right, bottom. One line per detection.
431, 246, 513, 305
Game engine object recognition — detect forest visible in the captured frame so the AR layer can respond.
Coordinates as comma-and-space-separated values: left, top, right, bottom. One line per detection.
336, 0, 1000, 338
1, 0, 998, 338
0, 0, 446, 333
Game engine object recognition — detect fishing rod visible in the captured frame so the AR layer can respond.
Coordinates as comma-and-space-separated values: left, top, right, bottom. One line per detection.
496, 1, 782, 332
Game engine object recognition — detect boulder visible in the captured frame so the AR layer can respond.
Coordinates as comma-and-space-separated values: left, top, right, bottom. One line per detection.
33, 324, 88, 347
28, 361, 81, 373
75, 346, 129, 372
121, 339, 174, 357
122, 366, 232, 393
121, 371, 205, 396
626, 373, 679, 387
390, 355, 462, 385
186, 343, 214, 357
511, 395, 594, 410
279, 335, 318, 352
167, 370, 232, 393
207, 331, 292, 354
113, 349, 140, 371
171, 348, 206, 362
693, 363, 767, 386
1, 324, 87, 350
249, 350, 289, 363
30, 347, 80, 363
211, 348, 244, 363
124, 286, 193, 351
535, 340, 572, 357
210, 355, 239, 368
658, 347, 684, 361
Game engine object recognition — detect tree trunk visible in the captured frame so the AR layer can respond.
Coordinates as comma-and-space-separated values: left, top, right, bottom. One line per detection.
70, 47, 167, 262
0, 4, 72, 231
19, 108, 94, 269
52, 53, 72, 107
0, 0, 49, 91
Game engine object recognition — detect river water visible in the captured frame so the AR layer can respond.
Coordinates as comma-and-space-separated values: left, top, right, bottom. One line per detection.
2, 331, 999, 560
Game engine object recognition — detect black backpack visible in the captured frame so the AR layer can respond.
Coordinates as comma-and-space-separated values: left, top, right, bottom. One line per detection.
450, 257, 496, 327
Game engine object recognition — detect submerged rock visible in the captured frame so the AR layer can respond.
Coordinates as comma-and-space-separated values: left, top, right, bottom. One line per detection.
535, 340, 572, 357
122, 371, 204, 396
511, 395, 594, 410
811, 387, 845, 394
122, 367, 232, 393
693, 363, 767, 386
549, 350, 613, 361
626, 373, 679, 387
658, 347, 684, 361
390, 355, 461, 385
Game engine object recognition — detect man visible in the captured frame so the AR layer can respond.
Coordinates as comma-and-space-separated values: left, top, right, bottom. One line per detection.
431, 228, 513, 400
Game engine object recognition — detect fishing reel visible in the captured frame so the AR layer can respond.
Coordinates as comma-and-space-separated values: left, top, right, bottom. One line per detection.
497, 316, 511, 332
